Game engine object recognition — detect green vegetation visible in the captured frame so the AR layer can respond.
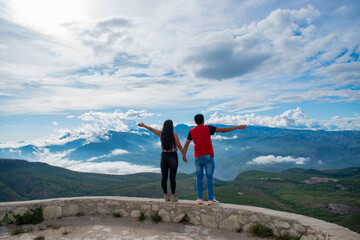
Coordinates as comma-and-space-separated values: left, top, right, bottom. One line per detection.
1, 159, 360, 233
0, 214, 13, 224
33, 236, 45, 240
280, 234, 301, 240
14, 207, 43, 225
151, 213, 162, 224
113, 213, 121, 218
46, 224, 60, 230
236, 228, 243, 233
179, 215, 191, 224
138, 213, 146, 222
250, 224, 273, 238
76, 212, 85, 217
62, 230, 71, 235
11, 228, 24, 235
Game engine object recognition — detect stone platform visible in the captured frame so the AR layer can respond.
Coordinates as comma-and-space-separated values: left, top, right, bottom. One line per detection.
1, 197, 359, 240
0, 214, 269, 240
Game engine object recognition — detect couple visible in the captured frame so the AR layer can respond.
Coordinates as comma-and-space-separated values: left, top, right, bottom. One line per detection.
138, 114, 247, 205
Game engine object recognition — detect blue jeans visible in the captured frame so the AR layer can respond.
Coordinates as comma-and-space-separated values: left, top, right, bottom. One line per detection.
195, 154, 215, 201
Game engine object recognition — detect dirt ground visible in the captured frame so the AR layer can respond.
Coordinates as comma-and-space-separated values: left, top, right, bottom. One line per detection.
0, 215, 272, 240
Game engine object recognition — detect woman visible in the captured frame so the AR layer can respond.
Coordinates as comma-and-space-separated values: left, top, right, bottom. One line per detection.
138, 120, 186, 202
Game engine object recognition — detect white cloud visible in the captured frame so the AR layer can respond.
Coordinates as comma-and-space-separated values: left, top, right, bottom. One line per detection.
0, 2, 358, 116
32, 147, 78, 168
52, 121, 58, 126
208, 107, 321, 129
87, 148, 129, 161
247, 155, 310, 165
322, 115, 360, 131
68, 161, 160, 175
212, 135, 238, 141
31, 147, 159, 175
208, 107, 360, 131
79, 109, 154, 122
0, 109, 154, 148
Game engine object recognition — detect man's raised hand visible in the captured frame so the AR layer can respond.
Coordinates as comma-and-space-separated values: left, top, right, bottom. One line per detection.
238, 125, 247, 130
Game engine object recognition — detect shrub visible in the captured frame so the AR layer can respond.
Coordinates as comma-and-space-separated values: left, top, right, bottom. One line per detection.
236, 228, 243, 233
151, 213, 162, 224
11, 228, 24, 236
0, 214, 13, 225
138, 213, 146, 222
46, 224, 60, 230
280, 233, 301, 240
62, 230, 71, 235
76, 212, 85, 217
34, 236, 45, 240
113, 213, 121, 218
250, 224, 273, 238
14, 207, 43, 225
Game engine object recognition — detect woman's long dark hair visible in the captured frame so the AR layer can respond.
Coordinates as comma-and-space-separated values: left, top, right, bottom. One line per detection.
161, 120, 176, 151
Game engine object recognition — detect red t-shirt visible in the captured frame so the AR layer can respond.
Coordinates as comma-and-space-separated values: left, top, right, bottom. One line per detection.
187, 125, 217, 157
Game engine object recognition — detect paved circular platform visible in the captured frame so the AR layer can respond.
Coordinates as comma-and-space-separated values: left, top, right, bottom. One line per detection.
0, 216, 272, 240
0, 215, 270, 240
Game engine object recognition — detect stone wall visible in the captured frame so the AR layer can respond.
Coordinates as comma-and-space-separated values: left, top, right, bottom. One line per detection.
1, 197, 359, 240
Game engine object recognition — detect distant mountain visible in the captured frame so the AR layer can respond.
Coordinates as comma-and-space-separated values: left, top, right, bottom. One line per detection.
1, 125, 359, 180
1, 158, 359, 233
0, 158, 194, 202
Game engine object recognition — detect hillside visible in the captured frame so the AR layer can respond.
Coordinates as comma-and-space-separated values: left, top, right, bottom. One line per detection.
1, 158, 359, 233
1, 125, 359, 180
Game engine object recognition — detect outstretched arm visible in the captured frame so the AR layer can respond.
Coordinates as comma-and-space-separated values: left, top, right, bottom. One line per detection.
137, 122, 161, 136
182, 139, 191, 163
216, 125, 247, 133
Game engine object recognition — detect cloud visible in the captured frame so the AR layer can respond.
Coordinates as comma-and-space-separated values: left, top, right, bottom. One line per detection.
62, 17, 134, 56
208, 107, 321, 129
76, 109, 154, 139
247, 155, 310, 165
208, 107, 360, 130
0, 109, 154, 148
87, 148, 129, 161
322, 115, 360, 131
68, 161, 160, 175
0, 1, 358, 120
184, 5, 321, 80
79, 109, 154, 122
185, 43, 270, 80
212, 135, 238, 141
58, 109, 154, 143
32, 147, 78, 168
31, 147, 159, 175
52, 121, 58, 126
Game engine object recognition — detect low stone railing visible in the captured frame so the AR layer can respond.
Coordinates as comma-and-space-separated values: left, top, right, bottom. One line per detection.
1, 197, 359, 240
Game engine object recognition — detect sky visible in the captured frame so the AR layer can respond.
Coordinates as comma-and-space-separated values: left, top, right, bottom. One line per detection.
0, 0, 360, 144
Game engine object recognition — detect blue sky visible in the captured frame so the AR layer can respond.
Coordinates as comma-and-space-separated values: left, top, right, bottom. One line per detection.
0, 0, 360, 144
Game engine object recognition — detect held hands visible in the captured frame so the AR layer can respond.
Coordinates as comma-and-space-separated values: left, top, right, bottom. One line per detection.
182, 155, 188, 163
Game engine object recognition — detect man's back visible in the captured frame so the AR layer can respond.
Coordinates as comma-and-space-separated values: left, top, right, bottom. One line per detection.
189, 124, 216, 157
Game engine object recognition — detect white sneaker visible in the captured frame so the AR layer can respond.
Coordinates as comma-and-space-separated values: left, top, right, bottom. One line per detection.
208, 199, 219, 205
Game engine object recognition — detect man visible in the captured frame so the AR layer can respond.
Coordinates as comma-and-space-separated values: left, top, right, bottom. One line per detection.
183, 114, 247, 205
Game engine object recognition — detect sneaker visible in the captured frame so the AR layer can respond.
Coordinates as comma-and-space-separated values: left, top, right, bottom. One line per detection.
196, 198, 203, 205
208, 199, 219, 205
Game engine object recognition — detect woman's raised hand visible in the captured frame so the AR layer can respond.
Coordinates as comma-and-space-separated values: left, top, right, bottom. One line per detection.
138, 122, 145, 128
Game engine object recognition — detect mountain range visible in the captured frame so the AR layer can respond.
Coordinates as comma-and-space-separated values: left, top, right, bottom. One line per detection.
1, 125, 359, 180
